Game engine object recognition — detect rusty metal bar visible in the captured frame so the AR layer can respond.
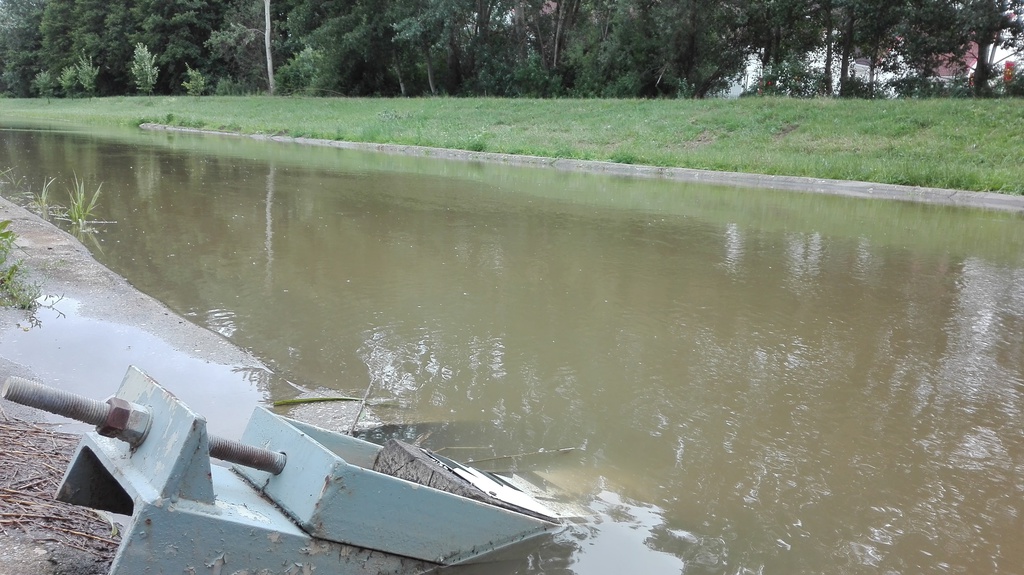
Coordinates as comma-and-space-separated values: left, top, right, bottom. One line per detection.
209, 435, 286, 475
2, 376, 286, 474
2, 376, 109, 426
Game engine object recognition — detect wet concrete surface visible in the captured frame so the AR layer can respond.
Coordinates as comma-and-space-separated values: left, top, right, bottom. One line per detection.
0, 196, 270, 574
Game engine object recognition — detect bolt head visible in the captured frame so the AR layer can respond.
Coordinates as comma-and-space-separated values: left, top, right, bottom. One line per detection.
98, 397, 132, 437
98, 397, 151, 447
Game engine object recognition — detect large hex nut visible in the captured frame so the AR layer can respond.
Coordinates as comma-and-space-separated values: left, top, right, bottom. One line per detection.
98, 397, 151, 447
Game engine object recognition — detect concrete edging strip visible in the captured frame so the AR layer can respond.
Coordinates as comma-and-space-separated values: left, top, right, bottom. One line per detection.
138, 123, 1024, 214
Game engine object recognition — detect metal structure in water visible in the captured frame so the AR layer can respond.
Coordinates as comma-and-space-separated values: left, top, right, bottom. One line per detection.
2, 366, 567, 574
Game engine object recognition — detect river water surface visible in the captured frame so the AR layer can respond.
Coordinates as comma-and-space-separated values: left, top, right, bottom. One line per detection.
1, 122, 1023, 575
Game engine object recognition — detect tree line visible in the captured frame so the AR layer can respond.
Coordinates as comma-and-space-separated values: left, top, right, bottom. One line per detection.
1, 0, 1022, 99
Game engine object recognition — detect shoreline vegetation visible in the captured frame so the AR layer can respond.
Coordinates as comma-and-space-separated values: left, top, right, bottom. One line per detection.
1, 96, 1023, 195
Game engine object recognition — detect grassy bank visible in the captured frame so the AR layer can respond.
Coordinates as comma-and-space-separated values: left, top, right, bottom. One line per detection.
2, 96, 1022, 193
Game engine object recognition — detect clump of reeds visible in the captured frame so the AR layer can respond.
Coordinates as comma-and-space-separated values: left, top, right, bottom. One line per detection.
30, 177, 58, 221
66, 174, 102, 229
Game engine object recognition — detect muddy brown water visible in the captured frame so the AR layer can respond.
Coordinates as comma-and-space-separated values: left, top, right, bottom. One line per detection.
1, 121, 1023, 575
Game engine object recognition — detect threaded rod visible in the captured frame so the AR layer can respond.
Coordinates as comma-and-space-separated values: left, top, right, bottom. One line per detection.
3, 376, 287, 475
2, 376, 109, 426
209, 436, 286, 475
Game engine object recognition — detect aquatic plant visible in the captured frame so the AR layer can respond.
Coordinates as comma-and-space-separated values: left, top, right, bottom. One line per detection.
67, 175, 102, 229
31, 177, 59, 221
0, 167, 25, 191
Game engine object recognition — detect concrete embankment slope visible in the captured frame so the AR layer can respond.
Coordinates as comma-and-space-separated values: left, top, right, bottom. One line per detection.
0, 197, 270, 574
143, 123, 1024, 214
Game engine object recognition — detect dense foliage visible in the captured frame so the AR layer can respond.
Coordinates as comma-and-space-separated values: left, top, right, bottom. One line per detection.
1, 0, 1022, 98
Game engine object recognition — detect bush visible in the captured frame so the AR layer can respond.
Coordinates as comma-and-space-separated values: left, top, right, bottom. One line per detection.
58, 66, 78, 98
276, 47, 323, 95
840, 76, 889, 99
757, 56, 825, 98
130, 44, 159, 95
75, 55, 99, 97
213, 77, 251, 96
889, 75, 970, 98
510, 53, 563, 97
33, 71, 56, 100
0, 219, 40, 310
1004, 70, 1024, 97
182, 64, 207, 96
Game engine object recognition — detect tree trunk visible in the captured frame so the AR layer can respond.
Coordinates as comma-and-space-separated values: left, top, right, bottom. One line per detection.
823, 0, 833, 95
515, 0, 526, 61
552, 5, 564, 69
533, 18, 548, 68
394, 59, 407, 97
264, 0, 275, 96
552, 0, 580, 71
838, 8, 855, 96
424, 43, 436, 95
971, 1, 1003, 97
868, 61, 876, 98
974, 39, 993, 96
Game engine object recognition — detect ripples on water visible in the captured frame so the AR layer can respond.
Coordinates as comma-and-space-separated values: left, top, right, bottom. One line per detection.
1, 124, 1023, 574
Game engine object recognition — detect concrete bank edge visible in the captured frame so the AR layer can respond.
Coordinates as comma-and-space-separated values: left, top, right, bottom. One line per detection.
139, 123, 1024, 214
0, 197, 273, 574
0, 197, 268, 369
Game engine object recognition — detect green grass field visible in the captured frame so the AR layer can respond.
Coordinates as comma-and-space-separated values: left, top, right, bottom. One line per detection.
2, 96, 1022, 193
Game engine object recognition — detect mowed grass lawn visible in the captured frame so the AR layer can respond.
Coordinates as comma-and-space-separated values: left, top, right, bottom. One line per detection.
2, 96, 1022, 193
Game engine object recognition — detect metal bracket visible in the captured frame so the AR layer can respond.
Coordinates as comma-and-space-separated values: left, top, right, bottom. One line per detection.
3, 366, 563, 574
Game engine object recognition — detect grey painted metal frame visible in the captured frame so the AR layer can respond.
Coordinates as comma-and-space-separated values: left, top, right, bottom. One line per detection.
57, 367, 433, 574
51, 366, 560, 574
235, 407, 560, 564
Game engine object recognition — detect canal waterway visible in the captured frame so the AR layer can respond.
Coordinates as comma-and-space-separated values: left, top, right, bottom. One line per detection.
1, 121, 1023, 575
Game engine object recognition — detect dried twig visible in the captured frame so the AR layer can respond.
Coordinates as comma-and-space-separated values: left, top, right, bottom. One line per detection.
0, 413, 118, 564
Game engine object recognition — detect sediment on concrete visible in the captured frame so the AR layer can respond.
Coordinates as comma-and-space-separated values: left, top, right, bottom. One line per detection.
139, 123, 1024, 214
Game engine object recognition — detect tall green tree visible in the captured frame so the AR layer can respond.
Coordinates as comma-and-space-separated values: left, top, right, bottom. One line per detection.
391, 0, 444, 94
39, 0, 76, 80
746, 0, 826, 70
69, 0, 138, 95
960, 0, 1024, 95
133, 0, 224, 93
285, 0, 402, 95
206, 0, 272, 92
0, 0, 46, 96
892, 0, 964, 80
832, 0, 907, 96
566, 0, 750, 98
129, 43, 159, 94
853, 0, 905, 92
566, 0, 668, 97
